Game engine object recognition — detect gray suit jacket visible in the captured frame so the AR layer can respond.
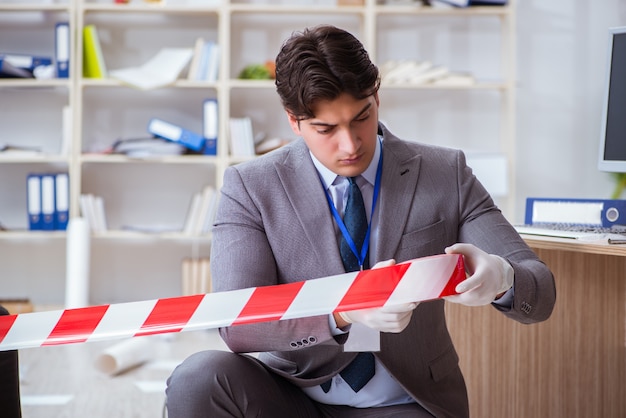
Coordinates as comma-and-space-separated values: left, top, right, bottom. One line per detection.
211, 123, 556, 417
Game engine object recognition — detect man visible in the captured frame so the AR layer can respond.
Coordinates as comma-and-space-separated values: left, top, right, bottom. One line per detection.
166, 25, 556, 417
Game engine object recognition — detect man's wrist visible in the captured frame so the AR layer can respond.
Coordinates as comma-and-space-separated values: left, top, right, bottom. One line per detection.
334, 312, 351, 329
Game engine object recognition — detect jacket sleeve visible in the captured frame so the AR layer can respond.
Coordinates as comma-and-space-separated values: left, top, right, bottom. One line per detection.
453, 149, 556, 324
210, 165, 341, 353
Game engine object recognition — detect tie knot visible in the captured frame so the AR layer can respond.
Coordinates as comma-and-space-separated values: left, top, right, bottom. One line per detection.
348, 176, 357, 185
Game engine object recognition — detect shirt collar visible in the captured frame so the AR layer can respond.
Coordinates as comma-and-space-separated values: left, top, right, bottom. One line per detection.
312, 136, 382, 189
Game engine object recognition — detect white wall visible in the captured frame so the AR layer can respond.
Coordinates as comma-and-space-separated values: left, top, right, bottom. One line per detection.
515, 0, 626, 223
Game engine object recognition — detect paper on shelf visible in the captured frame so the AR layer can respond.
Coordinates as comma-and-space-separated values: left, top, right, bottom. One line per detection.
109, 48, 193, 90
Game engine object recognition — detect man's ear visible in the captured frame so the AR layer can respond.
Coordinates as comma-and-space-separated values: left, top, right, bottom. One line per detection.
286, 111, 301, 135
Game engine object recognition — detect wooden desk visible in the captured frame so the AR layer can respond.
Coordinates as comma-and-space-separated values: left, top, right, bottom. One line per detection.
445, 235, 626, 417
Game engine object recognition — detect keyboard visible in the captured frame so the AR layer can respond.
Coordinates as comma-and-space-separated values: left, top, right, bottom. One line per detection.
514, 223, 626, 243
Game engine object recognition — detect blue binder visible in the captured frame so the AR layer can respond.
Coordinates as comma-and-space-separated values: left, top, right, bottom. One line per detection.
27, 174, 43, 230
55, 22, 70, 78
1, 53, 52, 73
55, 173, 69, 230
147, 118, 205, 152
40, 174, 56, 231
202, 98, 218, 155
525, 197, 626, 227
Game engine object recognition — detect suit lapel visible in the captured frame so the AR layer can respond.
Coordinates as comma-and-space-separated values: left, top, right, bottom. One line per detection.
375, 133, 422, 262
274, 141, 346, 276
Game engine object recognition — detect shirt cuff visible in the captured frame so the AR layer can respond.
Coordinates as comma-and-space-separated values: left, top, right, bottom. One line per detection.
492, 286, 514, 308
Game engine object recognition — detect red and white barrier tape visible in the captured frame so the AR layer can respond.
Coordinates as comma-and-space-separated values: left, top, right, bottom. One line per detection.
0, 254, 465, 351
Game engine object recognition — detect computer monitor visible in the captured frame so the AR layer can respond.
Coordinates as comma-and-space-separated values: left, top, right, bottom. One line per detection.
598, 26, 626, 172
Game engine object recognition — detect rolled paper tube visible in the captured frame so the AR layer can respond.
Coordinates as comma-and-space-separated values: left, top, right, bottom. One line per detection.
65, 217, 91, 309
94, 337, 155, 375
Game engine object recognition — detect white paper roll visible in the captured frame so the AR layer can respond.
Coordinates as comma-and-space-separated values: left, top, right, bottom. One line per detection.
94, 337, 155, 376
65, 217, 91, 308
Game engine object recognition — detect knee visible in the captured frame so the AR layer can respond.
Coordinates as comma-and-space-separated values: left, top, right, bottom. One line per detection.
166, 350, 240, 414
167, 350, 227, 395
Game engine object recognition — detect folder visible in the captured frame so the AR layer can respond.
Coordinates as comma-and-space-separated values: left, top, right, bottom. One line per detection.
55, 22, 70, 78
147, 118, 205, 152
202, 98, 218, 155
55, 173, 69, 230
83, 24, 107, 78
27, 174, 43, 230
40, 174, 56, 231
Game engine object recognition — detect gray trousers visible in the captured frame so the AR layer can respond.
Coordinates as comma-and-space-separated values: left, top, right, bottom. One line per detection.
166, 350, 433, 418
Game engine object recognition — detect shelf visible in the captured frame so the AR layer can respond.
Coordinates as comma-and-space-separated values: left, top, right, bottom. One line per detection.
0, 0, 516, 305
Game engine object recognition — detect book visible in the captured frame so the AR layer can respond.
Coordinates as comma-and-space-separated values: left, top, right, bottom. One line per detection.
194, 185, 217, 235
79, 193, 107, 233
182, 192, 203, 235
194, 41, 219, 82
186, 37, 205, 80
83, 24, 107, 78
228, 117, 255, 157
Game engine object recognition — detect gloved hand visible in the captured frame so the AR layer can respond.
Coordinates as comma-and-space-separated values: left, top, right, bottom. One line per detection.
336, 259, 418, 333
444, 243, 514, 306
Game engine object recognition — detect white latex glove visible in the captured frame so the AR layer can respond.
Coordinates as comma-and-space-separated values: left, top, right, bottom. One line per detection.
443, 243, 513, 306
337, 259, 418, 333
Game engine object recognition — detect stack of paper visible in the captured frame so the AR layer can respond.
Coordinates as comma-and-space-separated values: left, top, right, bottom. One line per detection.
110, 48, 193, 90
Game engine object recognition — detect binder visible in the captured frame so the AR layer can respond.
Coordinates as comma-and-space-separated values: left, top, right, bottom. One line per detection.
27, 174, 43, 230
83, 24, 107, 78
55, 173, 69, 230
40, 174, 56, 231
1, 53, 52, 73
0, 56, 34, 78
147, 118, 205, 152
524, 197, 626, 227
202, 98, 218, 155
55, 22, 70, 78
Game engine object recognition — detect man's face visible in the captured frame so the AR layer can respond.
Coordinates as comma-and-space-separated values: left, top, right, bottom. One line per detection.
286, 92, 380, 178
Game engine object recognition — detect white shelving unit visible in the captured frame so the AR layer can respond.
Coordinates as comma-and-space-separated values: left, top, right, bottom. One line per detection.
0, 0, 515, 306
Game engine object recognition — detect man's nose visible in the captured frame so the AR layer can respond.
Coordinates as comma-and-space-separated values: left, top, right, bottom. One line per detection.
337, 127, 359, 154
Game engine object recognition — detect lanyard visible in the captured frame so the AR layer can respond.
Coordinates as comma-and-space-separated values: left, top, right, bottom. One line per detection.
322, 145, 383, 270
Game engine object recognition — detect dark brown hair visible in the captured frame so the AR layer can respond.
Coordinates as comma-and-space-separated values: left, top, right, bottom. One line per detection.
274, 25, 380, 120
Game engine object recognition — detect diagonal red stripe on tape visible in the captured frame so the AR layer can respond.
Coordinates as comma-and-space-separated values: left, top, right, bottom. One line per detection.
136, 294, 205, 337
335, 264, 411, 312
438, 255, 467, 298
0, 314, 17, 345
233, 281, 306, 326
43, 305, 110, 346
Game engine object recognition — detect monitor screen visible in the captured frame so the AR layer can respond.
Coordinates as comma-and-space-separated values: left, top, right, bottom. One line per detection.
598, 26, 626, 172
